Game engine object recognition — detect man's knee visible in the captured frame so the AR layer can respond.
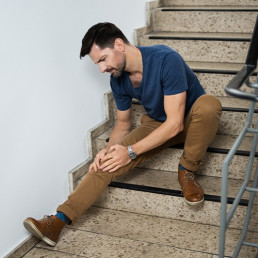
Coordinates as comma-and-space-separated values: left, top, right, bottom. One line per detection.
195, 95, 222, 120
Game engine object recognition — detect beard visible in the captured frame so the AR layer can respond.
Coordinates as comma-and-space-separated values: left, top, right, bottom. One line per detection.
111, 56, 126, 78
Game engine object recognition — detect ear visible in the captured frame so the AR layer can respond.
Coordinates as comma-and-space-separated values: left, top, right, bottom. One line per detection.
114, 38, 125, 52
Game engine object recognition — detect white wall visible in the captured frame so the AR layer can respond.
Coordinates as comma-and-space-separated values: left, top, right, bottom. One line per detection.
0, 0, 148, 256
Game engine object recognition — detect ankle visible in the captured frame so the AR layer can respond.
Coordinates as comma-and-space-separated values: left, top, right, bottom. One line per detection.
179, 164, 186, 170
179, 164, 195, 173
55, 212, 71, 225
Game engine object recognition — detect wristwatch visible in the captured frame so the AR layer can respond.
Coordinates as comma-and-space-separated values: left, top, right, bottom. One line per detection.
127, 145, 137, 160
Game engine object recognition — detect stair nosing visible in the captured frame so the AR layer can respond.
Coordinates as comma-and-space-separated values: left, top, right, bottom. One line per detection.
169, 144, 258, 157
144, 31, 252, 42
160, 6, 258, 12
148, 35, 251, 42
185, 61, 258, 75
108, 181, 249, 206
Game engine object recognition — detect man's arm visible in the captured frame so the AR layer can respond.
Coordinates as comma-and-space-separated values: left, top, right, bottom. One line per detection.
132, 92, 186, 155
89, 108, 132, 172
100, 91, 186, 172
105, 108, 132, 150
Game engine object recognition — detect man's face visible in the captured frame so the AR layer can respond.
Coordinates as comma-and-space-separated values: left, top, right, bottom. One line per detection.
89, 43, 126, 78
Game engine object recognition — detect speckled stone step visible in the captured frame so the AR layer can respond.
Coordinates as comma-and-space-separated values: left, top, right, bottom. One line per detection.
95, 128, 257, 180
113, 167, 258, 205
139, 32, 250, 63
91, 179, 258, 232
195, 72, 255, 97
91, 168, 258, 231
23, 205, 258, 257
152, 7, 258, 33
128, 97, 258, 136
164, 0, 258, 6
64, 207, 258, 257
187, 62, 257, 96
187, 61, 246, 73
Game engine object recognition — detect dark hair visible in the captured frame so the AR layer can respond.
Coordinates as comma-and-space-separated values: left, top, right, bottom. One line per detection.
80, 22, 130, 59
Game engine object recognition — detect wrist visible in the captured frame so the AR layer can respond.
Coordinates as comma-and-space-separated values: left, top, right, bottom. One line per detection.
127, 145, 137, 160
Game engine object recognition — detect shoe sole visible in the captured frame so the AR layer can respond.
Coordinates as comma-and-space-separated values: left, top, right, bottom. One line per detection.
184, 197, 204, 206
23, 219, 56, 246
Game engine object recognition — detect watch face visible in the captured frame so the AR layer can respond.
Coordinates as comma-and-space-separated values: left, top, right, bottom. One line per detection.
129, 151, 136, 159
128, 146, 137, 159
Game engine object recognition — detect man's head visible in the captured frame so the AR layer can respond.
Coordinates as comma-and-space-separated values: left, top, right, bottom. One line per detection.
80, 22, 130, 59
80, 22, 130, 77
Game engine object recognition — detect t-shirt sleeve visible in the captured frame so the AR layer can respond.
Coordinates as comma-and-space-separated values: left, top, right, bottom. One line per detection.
161, 52, 188, 95
110, 77, 132, 111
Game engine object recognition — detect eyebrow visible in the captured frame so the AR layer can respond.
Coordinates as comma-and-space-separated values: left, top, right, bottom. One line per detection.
96, 56, 106, 64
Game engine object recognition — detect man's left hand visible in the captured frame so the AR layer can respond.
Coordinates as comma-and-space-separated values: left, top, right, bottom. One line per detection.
100, 144, 131, 173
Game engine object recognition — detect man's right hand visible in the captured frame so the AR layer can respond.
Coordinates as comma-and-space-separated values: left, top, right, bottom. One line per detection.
89, 148, 108, 172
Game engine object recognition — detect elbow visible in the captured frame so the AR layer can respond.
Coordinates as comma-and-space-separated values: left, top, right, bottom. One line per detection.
174, 123, 184, 136
178, 122, 184, 133
116, 120, 131, 133
168, 121, 184, 139
123, 124, 132, 137
124, 123, 132, 134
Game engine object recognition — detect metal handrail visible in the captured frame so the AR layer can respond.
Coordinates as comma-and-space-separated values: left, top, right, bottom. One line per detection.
219, 15, 258, 258
225, 15, 258, 102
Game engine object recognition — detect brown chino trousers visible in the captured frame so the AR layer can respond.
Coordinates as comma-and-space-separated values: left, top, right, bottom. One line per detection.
57, 95, 222, 223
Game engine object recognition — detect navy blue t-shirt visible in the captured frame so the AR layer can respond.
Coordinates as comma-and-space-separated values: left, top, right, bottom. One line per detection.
110, 45, 205, 122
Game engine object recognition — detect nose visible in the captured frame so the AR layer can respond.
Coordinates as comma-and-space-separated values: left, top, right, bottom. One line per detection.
98, 63, 107, 73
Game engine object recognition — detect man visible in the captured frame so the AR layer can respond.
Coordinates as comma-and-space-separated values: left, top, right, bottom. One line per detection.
23, 22, 222, 246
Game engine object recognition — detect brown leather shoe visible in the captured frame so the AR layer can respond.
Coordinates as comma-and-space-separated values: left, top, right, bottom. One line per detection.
23, 215, 65, 246
178, 166, 204, 205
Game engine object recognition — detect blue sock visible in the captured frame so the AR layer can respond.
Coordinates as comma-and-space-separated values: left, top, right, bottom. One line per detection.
55, 212, 71, 225
179, 164, 186, 170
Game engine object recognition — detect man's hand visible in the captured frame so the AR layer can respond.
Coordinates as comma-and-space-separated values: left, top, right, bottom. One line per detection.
100, 144, 131, 173
89, 148, 108, 173
88, 108, 132, 173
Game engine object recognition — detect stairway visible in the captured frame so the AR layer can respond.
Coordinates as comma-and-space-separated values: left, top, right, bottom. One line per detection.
20, 1, 258, 257
72, 1, 258, 257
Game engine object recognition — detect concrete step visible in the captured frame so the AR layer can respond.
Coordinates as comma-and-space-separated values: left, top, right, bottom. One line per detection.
152, 6, 258, 33
139, 32, 251, 63
92, 183, 258, 234
137, 145, 257, 180
111, 167, 258, 205
28, 206, 257, 257
96, 128, 257, 180
185, 62, 257, 96
127, 97, 258, 136
187, 61, 247, 73
164, 0, 258, 6
75, 207, 258, 257
195, 72, 253, 97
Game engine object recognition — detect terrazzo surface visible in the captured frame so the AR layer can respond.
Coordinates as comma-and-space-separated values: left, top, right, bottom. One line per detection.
140, 37, 249, 63
143, 31, 253, 39
153, 9, 257, 33
96, 126, 258, 180
164, 0, 258, 5
22, 207, 258, 258
128, 102, 258, 136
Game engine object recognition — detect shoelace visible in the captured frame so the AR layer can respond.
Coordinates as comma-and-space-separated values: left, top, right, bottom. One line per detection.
182, 171, 201, 190
184, 171, 195, 181
43, 215, 54, 225
43, 216, 55, 238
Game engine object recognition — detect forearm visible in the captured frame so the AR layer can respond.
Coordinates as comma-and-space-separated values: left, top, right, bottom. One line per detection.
132, 120, 183, 155
105, 124, 130, 151
131, 93, 186, 156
